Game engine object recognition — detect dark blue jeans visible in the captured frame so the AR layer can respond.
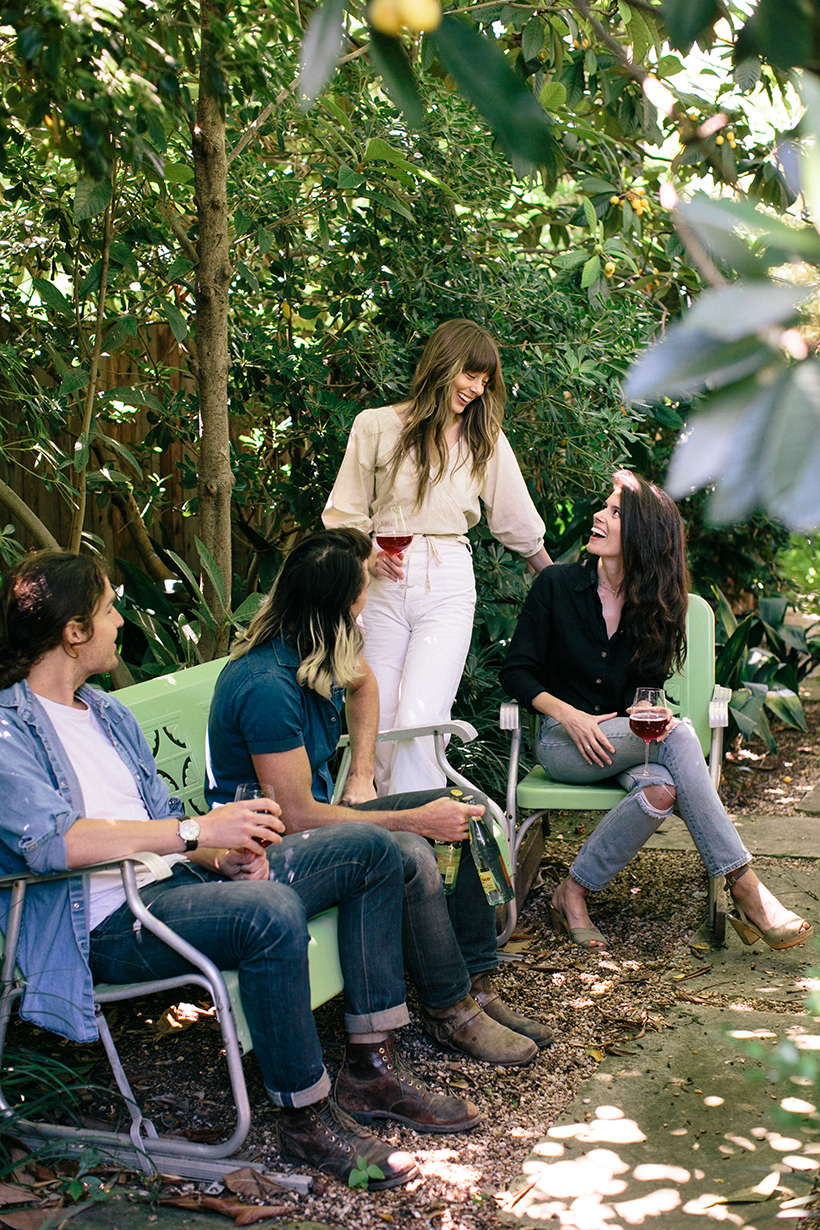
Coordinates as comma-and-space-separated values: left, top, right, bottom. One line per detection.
89, 823, 408, 1107
352, 789, 499, 1008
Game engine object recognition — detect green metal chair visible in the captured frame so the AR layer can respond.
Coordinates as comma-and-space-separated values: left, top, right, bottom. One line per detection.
499, 593, 732, 943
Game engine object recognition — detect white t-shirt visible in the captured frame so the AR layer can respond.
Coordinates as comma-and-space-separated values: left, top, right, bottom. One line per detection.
38, 695, 184, 930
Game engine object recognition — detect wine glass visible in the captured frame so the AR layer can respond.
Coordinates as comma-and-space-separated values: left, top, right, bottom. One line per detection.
234, 782, 276, 851
628, 687, 668, 778
374, 504, 412, 588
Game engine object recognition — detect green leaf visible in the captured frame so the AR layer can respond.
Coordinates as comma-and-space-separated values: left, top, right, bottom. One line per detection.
577, 176, 617, 194
797, 75, 820, 240
429, 16, 556, 170
661, 0, 720, 51
657, 54, 684, 76
109, 242, 139, 279
712, 585, 738, 639
363, 137, 455, 195
163, 164, 194, 184
734, 57, 762, 93
365, 191, 415, 222
581, 254, 601, 288
232, 593, 264, 623
338, 162, 366, 190
367, 30, 425, 130
684, 282, 806, 342
522, 16, 545, 61
195, 536, 227, 609
553, 248, 588, 270
59, 368, 90, 397
165, 548, 216, 631
761, 360, 820, 532
626, 328, 773, 402
539, 81, 566, 111
74, 175, 112, 223
99, 386, 163, 413
32, 277, 72, 317
162, 301, 189, 342
95, 431, 144, 478
582, 197, 597, 230
629, 10, 653, 63
765, 689, 807, 732
236, 261, 260, 294
167, 255, 195, 281
102, 317, 138, 352
300, 0, 347, 107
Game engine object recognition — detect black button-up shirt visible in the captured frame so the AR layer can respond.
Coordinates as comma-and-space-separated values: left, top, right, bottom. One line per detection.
499, 558, 663, 716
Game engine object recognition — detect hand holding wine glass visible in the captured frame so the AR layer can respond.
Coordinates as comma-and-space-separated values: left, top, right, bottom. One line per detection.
234, 782, 277, 851
374, 504, 411, 586
628, 687, 669, 778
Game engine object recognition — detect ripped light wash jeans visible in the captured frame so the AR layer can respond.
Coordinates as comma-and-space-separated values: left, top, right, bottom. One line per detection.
535, 716, 751, 892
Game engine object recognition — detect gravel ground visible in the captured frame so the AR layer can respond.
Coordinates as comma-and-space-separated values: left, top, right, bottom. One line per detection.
8, 704, 820, 1228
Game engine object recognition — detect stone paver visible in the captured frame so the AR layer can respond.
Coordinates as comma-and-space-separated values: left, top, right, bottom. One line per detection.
499, 1006, 820, 1228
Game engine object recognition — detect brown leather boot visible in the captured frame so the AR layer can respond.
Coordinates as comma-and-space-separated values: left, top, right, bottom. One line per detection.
420, 994, 538, 1067
470, 972, 554, 1049
335, 1036, 482, 1134
276, 1096, 419, 1190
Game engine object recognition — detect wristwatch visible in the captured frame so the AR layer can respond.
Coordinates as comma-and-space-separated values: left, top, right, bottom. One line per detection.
178, 817, 200, 852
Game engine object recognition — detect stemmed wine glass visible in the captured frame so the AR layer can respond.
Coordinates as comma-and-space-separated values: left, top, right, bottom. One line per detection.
374, 504, 412, 588
628, 687, 668, 778
234, 782, 276, 852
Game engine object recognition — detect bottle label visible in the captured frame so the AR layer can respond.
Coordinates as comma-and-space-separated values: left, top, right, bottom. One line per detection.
478, 869, 498, 894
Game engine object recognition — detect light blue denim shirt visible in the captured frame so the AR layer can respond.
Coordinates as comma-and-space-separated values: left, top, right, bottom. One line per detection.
0, 680, 183, 1042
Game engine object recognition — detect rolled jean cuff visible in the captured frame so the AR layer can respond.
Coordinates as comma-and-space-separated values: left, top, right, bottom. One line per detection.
568, 866, 607, 893
344, 1003, 410, 1034
267, 1068, 331, 1109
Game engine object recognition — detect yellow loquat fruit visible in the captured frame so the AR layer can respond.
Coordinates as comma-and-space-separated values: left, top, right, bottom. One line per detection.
399, 0, 442, 33
368, 0, 404, 36
604, 261, 616, 277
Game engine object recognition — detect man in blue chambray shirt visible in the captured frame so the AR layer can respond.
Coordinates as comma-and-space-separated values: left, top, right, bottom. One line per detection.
0, 549, 484, 1191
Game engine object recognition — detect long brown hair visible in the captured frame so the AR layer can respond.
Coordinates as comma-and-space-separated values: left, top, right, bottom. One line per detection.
390, 319, 506, 509
615, 470, 689, 679
0, 550, 107, 689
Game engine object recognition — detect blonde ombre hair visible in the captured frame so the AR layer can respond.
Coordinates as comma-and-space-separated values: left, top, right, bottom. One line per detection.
231, 529, 372, 698
389, 319, 505, 509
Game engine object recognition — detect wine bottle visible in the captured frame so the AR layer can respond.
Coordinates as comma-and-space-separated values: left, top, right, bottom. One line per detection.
434, 789, 464, 896
468, 812, 514, 906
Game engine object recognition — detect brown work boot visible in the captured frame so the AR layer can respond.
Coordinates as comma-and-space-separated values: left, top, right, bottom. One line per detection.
276, 1096, 420, 1190
470, 972, 554, 1050
335, 1036, 482, 1134
420, 994, 538, 1067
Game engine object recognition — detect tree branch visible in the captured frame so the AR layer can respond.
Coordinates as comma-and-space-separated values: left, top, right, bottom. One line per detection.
0, 477, 60, 548
155, 197, 199, 266
568, 0, 647, 86
228, 45, 370, 165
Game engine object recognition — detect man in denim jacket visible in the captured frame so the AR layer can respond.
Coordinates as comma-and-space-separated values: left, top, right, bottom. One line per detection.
0, 550, 482, 1190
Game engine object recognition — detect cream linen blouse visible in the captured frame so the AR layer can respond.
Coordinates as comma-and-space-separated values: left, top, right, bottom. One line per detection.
322, 405, 545, 559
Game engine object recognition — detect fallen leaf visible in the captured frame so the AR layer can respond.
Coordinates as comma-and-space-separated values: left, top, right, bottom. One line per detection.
223, 1168, 286, 1199
0, 1189, 36, 1209
707, 1170, 781, 1205
0, 1212, 52, 1230
586, 1049, 604, 1061
233, 1206, 291, 1225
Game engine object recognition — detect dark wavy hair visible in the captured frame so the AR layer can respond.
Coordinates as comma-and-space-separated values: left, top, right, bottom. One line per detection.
231, 528, 373, 697
389, 319, 505, 509
0, 550, 108, 689
615, 470, 689, 679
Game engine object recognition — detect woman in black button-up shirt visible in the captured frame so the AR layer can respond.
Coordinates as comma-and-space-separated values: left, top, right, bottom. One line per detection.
501, 471, 812, 954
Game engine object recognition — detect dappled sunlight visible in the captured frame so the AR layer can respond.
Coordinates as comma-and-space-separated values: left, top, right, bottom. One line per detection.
415, 1146, 484, 1191
502, 1098, 820, 1226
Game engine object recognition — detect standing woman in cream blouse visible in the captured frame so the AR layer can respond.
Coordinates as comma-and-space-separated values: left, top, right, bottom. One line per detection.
323, 319, 552, 795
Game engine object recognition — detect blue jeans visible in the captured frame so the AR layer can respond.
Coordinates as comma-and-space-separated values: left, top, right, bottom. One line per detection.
89, 823, 408, 1108
352, 789, 499, 1007
535, 717, 751, 892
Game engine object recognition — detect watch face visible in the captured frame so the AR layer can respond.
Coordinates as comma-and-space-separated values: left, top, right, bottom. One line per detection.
179, 818, 201, 841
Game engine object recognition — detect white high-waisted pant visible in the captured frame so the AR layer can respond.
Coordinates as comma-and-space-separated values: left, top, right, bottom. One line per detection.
361, 537, 476, 795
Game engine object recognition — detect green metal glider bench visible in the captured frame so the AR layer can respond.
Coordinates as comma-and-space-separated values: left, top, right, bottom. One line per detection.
499, 593, 732, 943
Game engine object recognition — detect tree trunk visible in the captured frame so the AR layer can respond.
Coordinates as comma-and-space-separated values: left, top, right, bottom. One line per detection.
0, 479, 60, 549
193, 0, 233, 659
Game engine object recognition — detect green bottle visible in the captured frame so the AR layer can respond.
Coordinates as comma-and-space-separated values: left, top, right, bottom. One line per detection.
434, 789, 464, 896
468, 813, 515, 906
